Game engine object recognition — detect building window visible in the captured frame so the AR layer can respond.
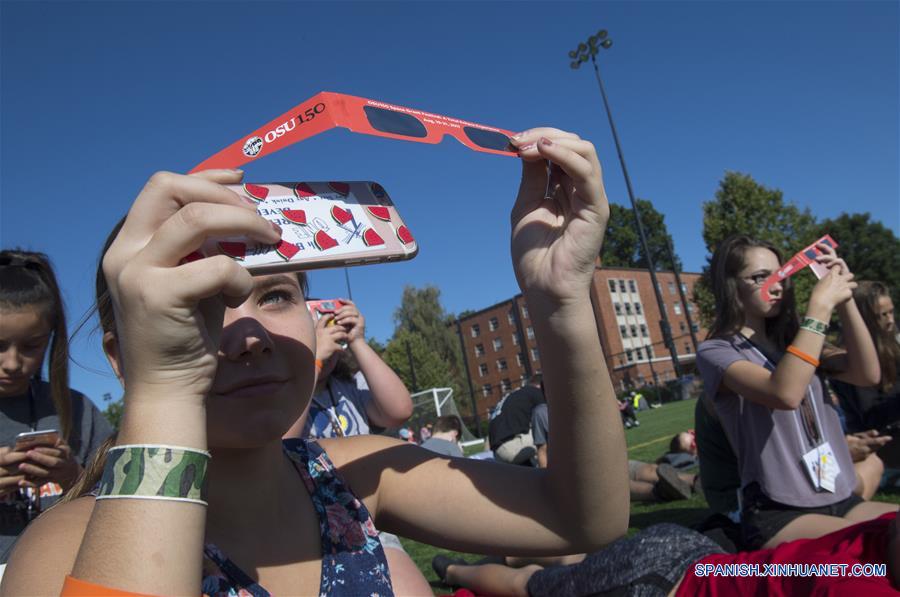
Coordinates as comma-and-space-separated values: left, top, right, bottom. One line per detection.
674, 303, 682, 315
681, 283, 688, 293
628, 279, 637, 293
625, 303, 633, 315
618, 280, 627, 292
511, 333, 519, 346
687, 303, 694, 313
521, 305, 529, 319
501, 378, 512, 392
507, 310, 515, 324
685, 342, 692, 354
626, 349, 634, 362
619, 325, 627, 336
482, 384, 492, 397
531, 347, 540, 362
492, 338, 503, 351
668, 282, 676, 295
630, 325, 638, 337
640, 324, 648, 337
680, 321, 686, 332
526, 326, 534, 340
471, 324, 480, 337
608, 280, 617, 292
479, 363, 489, 377
691, 323, 700, 332
497, 358, 508, 371
647, 345, 654, 358
475, 344, 485, 357
516, 353, 525, 366
662, 303, 667, 314
489, 317, 499, 331
635, 348, 644, 360
614, 302, 622, 315
635, 303, 642, 315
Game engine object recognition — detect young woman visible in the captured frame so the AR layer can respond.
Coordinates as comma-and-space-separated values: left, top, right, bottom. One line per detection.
0, 250, 113, 564
832, 281, 900, 434
697, 235, 895, 550
0, 127, 630, 595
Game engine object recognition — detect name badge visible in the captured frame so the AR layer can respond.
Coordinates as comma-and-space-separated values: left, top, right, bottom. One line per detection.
801, 441, 840, 492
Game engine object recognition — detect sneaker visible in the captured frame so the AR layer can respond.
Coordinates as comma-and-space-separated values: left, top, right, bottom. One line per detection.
654, 464, 693, 501
633, 420, 641, 426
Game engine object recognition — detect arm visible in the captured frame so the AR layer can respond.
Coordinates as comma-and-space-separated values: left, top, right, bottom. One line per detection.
336, 301, 413, 428
66, 170, 279, 594
822, 299, 881, 387
722, 245, 861, 410
536, 444, 548, 469
329, 128, 629, 555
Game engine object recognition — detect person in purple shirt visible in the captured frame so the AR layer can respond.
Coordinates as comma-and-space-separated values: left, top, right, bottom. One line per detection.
696, 234, 896, 549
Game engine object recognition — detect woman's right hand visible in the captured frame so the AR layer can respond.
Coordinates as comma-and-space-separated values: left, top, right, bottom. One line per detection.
315, 314, 349, 362
101, 170, 281, 404
0, 447, 28, 497
808, 243, 857, 314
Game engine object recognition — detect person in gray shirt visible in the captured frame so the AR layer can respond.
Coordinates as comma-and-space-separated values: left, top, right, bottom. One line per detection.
420, 416, 464, 458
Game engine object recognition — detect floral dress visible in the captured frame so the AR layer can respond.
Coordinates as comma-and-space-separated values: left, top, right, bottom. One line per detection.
201, 439, 393, 596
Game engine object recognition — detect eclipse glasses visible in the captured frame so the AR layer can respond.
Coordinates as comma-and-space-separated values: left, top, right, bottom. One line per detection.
191, 92, 517, 172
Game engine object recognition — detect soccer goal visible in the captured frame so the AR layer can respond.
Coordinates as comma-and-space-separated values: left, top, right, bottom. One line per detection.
408, 387, 484, 448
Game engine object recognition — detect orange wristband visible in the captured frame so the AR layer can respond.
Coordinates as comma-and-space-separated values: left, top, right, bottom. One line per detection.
62, 576, 156, 597
315, 359, 323, 372
786, 345, 820, 368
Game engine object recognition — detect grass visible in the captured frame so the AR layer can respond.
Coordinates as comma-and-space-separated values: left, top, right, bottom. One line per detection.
400, 398, 900, 593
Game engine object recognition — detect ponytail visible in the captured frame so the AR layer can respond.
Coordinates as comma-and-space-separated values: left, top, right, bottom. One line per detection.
0, 250, 72, 440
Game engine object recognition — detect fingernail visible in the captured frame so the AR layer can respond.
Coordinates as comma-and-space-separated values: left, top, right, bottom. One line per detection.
231, 168, 244, 174
519, 143, 535, 152
511, 131, 526, 140
270, 221, 283, 236
540, 137, 553, 147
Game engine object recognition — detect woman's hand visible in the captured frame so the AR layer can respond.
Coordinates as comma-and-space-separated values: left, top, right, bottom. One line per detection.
809, 243, 857, 314
16, 441, 81, 490
508, 129, 609, 310
101, 170, 282, 404
334, 300, 365, 346
315, 314, 349, 362
0, 447, 28, 497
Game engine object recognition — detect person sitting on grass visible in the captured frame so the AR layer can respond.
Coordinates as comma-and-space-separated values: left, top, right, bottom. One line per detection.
420, 416, 463, 458
1, 127, 632, 596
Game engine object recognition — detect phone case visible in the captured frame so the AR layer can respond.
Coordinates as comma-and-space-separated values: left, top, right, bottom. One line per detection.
188, 181, 418, 274
306, 299, 345, 319
15, 430, 59, 450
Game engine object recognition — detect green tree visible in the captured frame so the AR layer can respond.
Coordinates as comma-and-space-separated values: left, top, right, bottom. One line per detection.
697, 171, 820, 325
102, 393, 123, 431
816, 213, 900, 295
391, 285, 471, 414
382, 329, 450, 394
601, 199, 680, 270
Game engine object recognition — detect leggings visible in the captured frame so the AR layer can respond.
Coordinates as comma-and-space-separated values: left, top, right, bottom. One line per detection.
526, 524, 725, 597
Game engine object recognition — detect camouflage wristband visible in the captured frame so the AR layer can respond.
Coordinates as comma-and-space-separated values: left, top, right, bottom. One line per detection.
96, 445, 210, 505
800, 316, 828, 337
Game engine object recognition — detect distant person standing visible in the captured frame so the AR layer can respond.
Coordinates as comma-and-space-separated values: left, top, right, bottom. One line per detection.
421, 416, 464, 457
489, 374, 545, 465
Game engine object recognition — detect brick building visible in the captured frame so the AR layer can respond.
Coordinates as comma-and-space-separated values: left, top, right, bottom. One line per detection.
455, 267, 707, 419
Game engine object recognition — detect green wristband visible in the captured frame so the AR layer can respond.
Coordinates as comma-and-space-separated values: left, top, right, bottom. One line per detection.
800, 317, 828, 336
96, 445, 210, 505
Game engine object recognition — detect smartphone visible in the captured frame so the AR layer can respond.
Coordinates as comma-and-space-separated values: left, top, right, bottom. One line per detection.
307, 299, 348, 348
14, 429, 59, 451
187, 181, 418, 274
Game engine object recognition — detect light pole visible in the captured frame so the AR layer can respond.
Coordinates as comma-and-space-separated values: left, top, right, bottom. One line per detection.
569, 29, 682, 379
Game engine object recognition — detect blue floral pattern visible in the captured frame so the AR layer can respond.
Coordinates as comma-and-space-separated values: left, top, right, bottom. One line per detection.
201, 439, 393, 596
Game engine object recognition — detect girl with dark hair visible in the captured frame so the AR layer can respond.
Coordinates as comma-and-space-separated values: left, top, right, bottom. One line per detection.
696, 234, 894, 550
1, 127, 631, 596
0, 250, 113, 564
831, 281, 900, 434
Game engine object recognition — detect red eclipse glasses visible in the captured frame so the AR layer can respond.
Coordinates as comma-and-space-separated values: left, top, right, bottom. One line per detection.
760, 234, 838, 301
191, 92, 517, 173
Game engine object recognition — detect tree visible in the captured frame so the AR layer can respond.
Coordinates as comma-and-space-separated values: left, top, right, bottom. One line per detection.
816, 213, 900, 296
391, 285, 471, 414
382, 329, 451, 394
601, 199, 680, 270
697, 171, 820, 325
102, 393, 123, 431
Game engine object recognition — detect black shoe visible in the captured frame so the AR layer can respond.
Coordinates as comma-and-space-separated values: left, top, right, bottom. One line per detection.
655, 464, 693, 501
432, 554, 469, 584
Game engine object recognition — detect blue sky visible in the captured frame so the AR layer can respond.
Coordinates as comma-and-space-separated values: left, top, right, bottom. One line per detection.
2, 1, 898, 406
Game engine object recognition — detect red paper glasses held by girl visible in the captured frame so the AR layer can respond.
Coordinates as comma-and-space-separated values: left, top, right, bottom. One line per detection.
191, 92, 517, 173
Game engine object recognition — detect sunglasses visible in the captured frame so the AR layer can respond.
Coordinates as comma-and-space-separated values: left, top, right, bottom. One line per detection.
760, 234, 838, 301
191, 92, 517, 172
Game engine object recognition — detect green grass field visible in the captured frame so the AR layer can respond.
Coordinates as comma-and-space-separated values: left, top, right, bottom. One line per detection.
401, 398, 900, 593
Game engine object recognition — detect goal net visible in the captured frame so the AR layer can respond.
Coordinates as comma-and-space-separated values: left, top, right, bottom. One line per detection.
407, 387, 483, 448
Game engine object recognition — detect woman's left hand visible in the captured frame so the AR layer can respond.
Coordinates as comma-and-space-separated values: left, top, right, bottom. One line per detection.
334, 300, 365, 345
508, 128, 609, 309
17, 441, 81, 490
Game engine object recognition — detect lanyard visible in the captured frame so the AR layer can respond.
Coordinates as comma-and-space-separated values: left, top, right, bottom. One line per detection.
742, 337, 826, 452
324, 383, 345, 438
